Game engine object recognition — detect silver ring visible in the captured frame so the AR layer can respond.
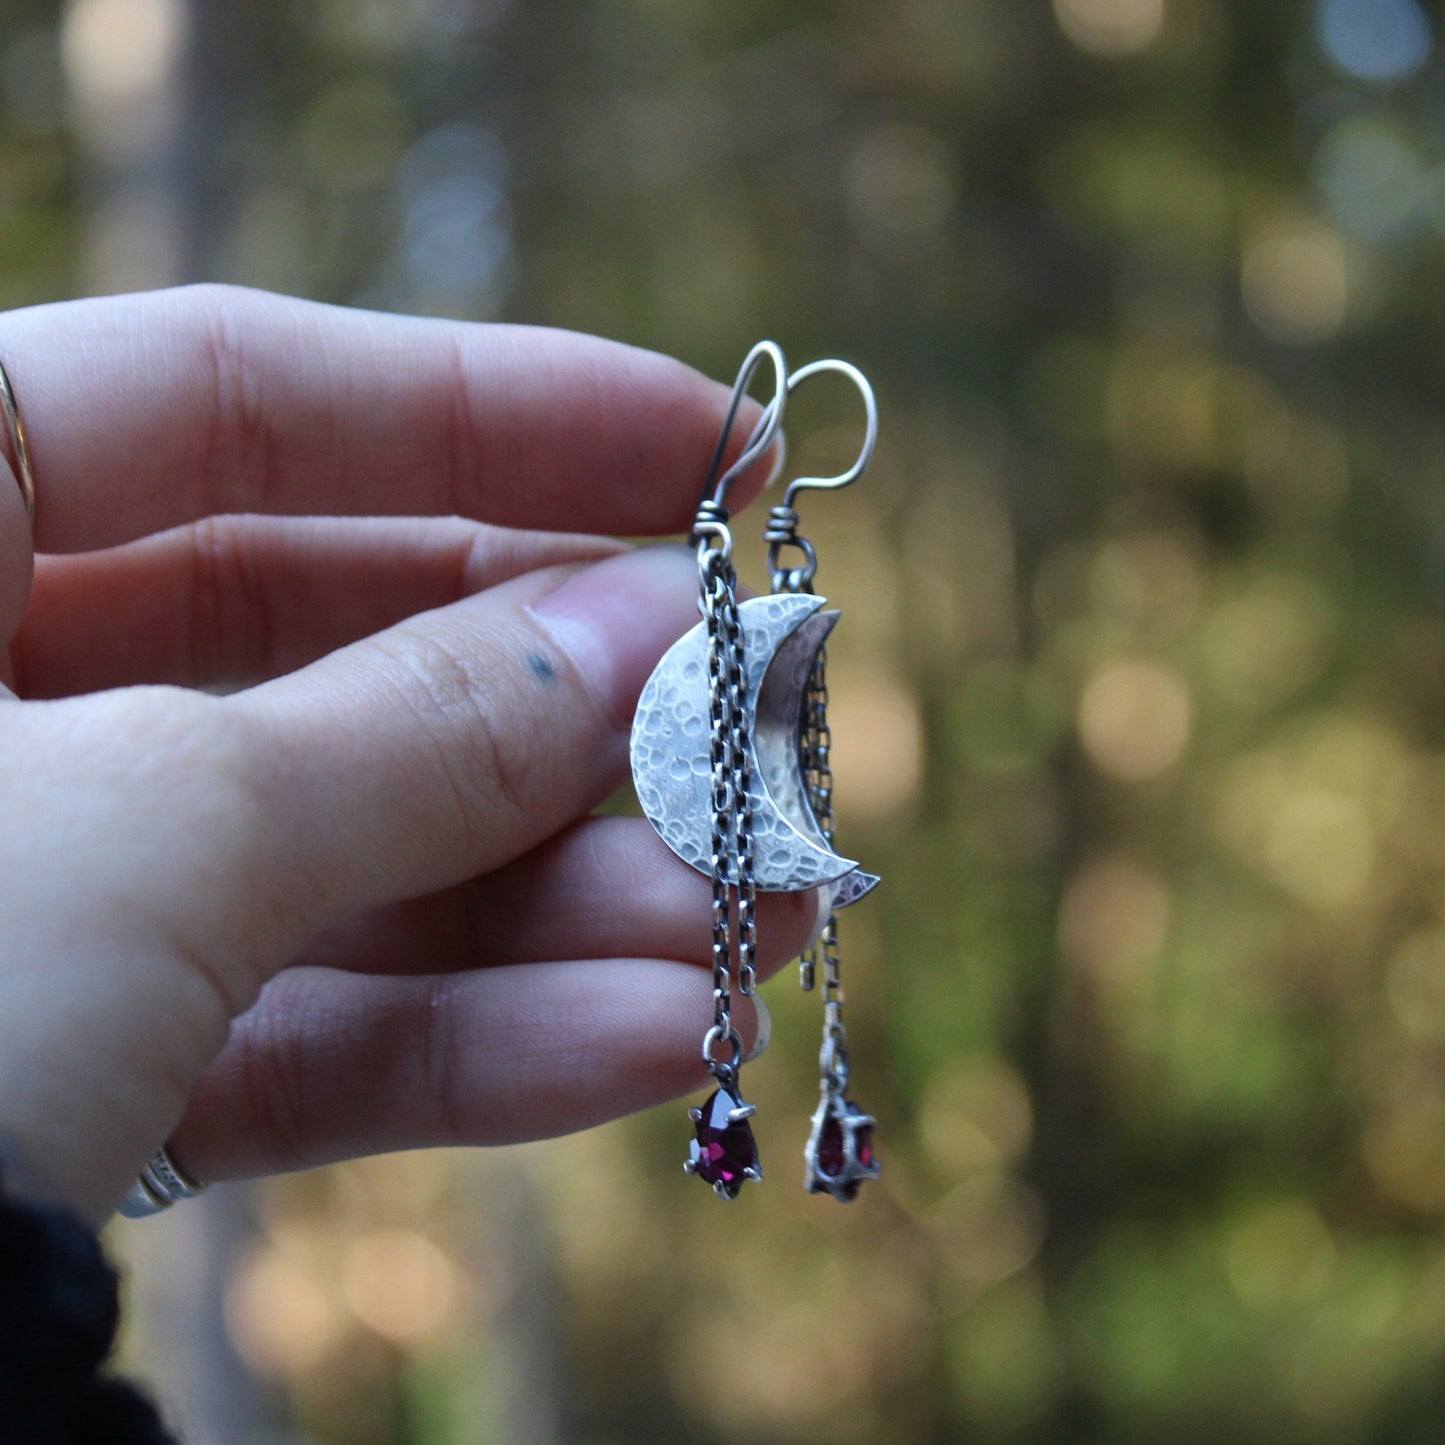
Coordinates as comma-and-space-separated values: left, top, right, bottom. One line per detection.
117, 1146, 208, 1219
0, 357, 36, 528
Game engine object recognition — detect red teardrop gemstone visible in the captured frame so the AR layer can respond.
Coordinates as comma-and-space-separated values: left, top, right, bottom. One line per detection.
818, 1115, 846, 1177
690, 1088, 758, 1192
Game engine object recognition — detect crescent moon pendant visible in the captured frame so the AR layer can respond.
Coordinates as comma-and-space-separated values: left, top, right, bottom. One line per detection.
631, 593, 878, 900
753, 605, 881, 909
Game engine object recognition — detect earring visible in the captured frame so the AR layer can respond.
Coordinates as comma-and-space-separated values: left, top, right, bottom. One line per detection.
764, 360, 882, 1203
632, 342, 783, 1198
629, 344, 881, 1201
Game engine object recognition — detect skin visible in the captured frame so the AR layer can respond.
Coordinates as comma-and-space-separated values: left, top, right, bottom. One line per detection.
0, 285, 820, 1227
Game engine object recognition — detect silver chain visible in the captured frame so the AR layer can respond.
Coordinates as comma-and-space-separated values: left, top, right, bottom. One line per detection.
697, 538, 757, 1085
726, 585, 758, 1000
802, 648, 850, 1089
770, 508, 853, 1094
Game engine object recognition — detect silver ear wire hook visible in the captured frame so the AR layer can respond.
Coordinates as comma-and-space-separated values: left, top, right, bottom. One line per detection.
779, 359, 878, 507
764, 357, 878, 592
697, 341, 788, 528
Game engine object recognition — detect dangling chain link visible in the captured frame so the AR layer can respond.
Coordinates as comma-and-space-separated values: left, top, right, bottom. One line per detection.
801, 647, 851, 1092
767, 505, 853, 1092
726, 592, 758, 1003
697, 521, 758, 1087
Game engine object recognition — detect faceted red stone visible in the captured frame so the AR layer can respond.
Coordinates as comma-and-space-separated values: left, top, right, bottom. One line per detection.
818, 1115, 846, 1177
690, 1088, 758, 1192
819, 1102, 876, 1179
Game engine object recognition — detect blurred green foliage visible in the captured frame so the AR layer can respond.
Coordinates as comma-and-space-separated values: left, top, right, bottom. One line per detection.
15, 0, 1445, 1439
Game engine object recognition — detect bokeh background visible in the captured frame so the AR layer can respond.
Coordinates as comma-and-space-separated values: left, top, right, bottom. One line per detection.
5, 0, 1445, 1440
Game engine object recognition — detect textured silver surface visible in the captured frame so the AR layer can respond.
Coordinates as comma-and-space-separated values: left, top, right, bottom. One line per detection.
753, 607, 879, 911
632, 593, 859, 892
831, 869, 881, 909
754, 607, 836, 853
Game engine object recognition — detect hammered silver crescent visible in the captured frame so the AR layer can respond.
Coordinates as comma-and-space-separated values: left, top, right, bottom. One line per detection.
754, 605, 881, 910
631, 593, 860, 892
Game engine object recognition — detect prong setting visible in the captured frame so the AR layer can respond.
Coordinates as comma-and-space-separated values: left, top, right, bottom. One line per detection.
687, 1086, 762, 1199
803, 1092, 880, 1202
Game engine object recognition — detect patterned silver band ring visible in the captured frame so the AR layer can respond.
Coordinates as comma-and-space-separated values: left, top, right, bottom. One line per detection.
0, 358, 36, 527
117, 1146, 208, 1219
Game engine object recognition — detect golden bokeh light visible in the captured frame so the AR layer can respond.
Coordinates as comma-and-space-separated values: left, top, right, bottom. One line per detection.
1224, 1200, 1336, 1311
341, 1228, 465, 1345
1053, 0, 1165, 57
1078, 660, 1191, 780
919, 1058, 1034, 1178
61, 0, 186, 108
828, 664, 925, 821
1106, 347, 1220, 469
1364, 1093, 1445, 1212
1242, 217, 1350, 345
931, 1174, 1048, 1288
847, 123, 956, 242
1090, 531, 1204, 643
1263, 785, 1376, 909
225, 1243, 344, 1379
1387, 931, 1445, 1043
1391, 757, 1445, 870
1212, 713, 1410, 913
1059, 854, 1172, 987
1199, 572, 1336, 714
665, 1252, 926, 1441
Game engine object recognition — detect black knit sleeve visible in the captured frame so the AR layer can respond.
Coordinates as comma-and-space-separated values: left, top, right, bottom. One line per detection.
0, 1168, 179, 1445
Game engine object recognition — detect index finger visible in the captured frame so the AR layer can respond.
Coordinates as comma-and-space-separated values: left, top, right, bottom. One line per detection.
0, 286, 767, 552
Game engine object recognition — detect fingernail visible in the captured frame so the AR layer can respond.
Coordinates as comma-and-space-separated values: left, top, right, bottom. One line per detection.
804, 885, 833, 953
745, 992, 772, 1063
528, 546, 699, 731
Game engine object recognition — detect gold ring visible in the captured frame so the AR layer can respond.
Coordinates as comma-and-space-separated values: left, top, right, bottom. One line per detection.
0, 358, 36, 528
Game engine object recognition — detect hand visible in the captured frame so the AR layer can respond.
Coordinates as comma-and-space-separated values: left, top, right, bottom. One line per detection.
0, 286, 820, 1225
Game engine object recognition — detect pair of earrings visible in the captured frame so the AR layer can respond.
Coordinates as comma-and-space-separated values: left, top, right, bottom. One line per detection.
630, 342, 882, 1202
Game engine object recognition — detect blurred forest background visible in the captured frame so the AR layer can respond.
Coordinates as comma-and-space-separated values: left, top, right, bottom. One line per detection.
5, 0, 1445, 1441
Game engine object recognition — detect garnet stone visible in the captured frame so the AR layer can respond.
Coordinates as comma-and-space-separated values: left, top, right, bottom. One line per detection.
819, 1102, 874, 1177
688, 1087, 760, 1199
818, 1114, 847, 1176
807, 1098, 879, 1201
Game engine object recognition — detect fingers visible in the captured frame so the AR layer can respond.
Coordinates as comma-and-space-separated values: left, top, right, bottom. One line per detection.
173, 825, 825, 1184
0, 545, 703, 1109
0, 286, 770, 553
168, 959, 772, 1181
13, 516, 624, 697
292, 817, 826, 976
229, 545, 701, 937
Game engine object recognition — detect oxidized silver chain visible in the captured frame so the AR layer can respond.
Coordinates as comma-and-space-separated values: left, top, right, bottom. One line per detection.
684, 510, 765, 1201
722, 568, 758, 1002
802, 648, 847, 1071
768, 502, 879, 1202
697, 539, 758, 1085
771, 544, 850, 1087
